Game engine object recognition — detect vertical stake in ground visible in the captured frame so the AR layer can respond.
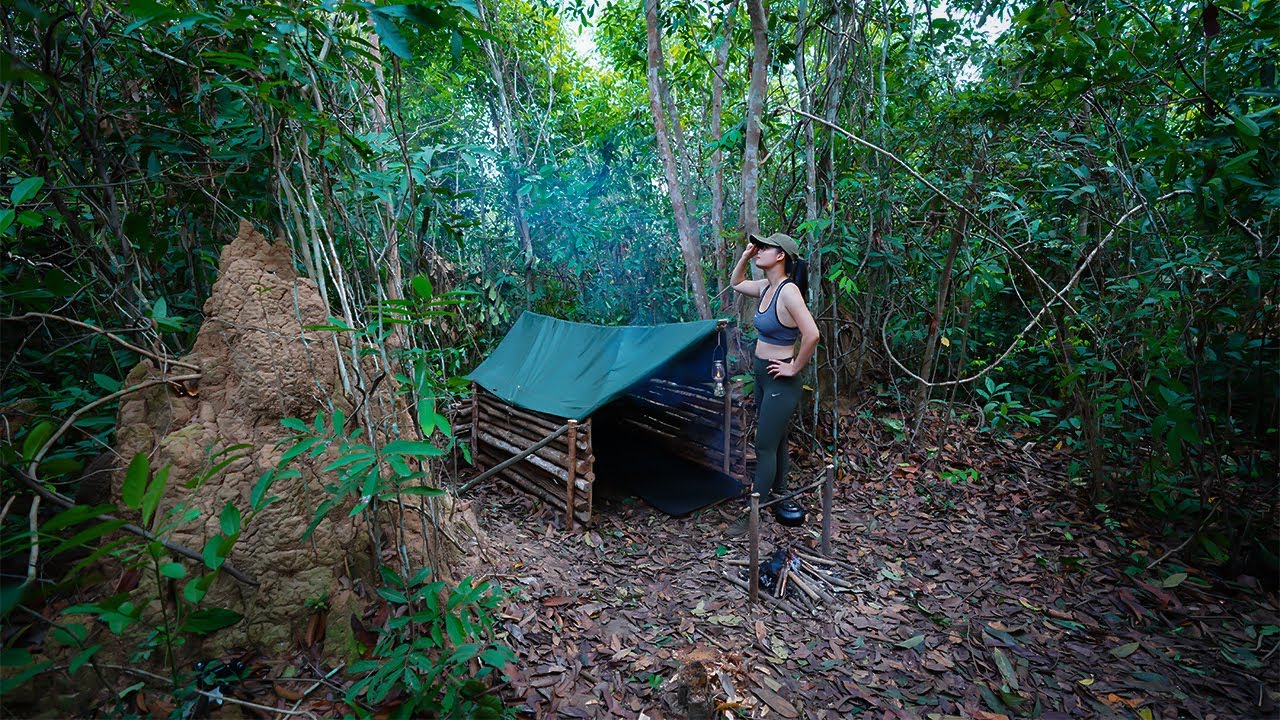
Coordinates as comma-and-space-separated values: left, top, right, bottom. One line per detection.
721, 379, 732, 476
718, 319, 731, 476
748, 491, 760, 605
469, 381, 480, 469
565, 419, 578, 530
822, 463, 834, 556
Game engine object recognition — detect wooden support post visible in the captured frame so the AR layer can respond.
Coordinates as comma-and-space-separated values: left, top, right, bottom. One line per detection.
565, 420, 578, 530
748, 491, 760, 606
822, 463, 834, 556
722, 379, 732, 476
719, 320, 731, 476
470, 382, 480, 467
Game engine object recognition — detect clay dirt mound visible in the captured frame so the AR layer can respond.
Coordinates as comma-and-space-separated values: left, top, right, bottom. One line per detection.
111, 220, 479, 656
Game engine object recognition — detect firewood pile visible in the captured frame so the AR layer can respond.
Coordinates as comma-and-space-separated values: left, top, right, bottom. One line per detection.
724, 546, 857, 611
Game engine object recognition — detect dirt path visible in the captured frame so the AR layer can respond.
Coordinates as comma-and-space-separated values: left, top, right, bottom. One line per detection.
471, 416, 1278, 719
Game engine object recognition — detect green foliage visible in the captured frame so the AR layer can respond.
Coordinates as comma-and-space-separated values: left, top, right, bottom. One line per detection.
803, 0, 1279, 568
976, 377, 1054, 433
3, 0, 514, 714
349, 570, 512, 718
1, 451, 278, 698
275, 406, 513, 717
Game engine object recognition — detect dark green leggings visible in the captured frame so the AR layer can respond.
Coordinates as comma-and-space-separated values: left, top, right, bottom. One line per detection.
752, 356, 802, 498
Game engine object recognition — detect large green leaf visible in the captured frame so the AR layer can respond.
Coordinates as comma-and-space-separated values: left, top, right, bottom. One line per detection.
10, 177, 44, 204
382, 440, 444, 458
121, 453, 149, 511
182, 608, 244, 635
21, 421, 53, 462
370, 12, 412, 60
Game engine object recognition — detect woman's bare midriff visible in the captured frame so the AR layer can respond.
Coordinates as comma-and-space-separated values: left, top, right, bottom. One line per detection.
755, 339, 797, 360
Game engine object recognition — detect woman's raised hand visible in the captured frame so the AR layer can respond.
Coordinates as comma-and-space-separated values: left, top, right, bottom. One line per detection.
740, 244, 758, 261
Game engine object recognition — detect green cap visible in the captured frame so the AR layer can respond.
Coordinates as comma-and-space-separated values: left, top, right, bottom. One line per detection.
749, 231, 800, 259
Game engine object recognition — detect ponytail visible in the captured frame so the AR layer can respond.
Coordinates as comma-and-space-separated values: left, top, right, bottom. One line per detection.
786, 255, 810, 298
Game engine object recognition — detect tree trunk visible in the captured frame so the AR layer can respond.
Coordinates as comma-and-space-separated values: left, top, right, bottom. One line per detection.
363, 23, 412, 362
796, 0, 831, 410
658, 62, 695, 209
709, 1, 740, 314
645, 0, 712, 320
740, 0, 769, 239
913, 212, 966, 431
477, 0, 535, 291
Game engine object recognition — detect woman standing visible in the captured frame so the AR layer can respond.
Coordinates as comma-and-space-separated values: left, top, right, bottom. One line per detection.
727, 232, 820, 535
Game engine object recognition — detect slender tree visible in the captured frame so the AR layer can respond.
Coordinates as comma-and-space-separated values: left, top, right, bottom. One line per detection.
644, 0, 712, 319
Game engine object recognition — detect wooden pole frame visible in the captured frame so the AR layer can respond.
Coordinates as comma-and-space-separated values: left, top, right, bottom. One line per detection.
469, 381, 480, 467
821, 462, 834, 556
565, 420, 578, 530
748, 491, 761, 606
718, 319, 732, 476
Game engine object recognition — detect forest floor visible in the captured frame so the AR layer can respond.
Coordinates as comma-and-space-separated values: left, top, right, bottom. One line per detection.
467, 405, 1279, 719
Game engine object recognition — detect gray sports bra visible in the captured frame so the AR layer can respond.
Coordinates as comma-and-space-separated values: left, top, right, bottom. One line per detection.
754, 279, 800, 345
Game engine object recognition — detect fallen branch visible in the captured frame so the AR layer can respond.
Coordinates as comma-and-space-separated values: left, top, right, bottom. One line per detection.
786, 567, 821, 604
100, 663, 321, 719
0, 313, 200, 371
27, 374, 204, 473
3, 463, 259, 587
722, 571, 788, 610
24, 496, 39, 590
288, 663, 346, 716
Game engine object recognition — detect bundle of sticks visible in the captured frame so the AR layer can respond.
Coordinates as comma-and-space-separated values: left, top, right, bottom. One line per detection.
724, 548, 857, 611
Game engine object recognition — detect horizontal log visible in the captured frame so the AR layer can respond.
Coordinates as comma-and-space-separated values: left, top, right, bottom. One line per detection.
475, 396, 591, 450
625, 396, 732, 434
645, 377, 735, 402
617, 417, 736, 458
475, 447, 591, 524
629, 388, 730, 417
627, 389, 732, 417
612, 418, 735, 473
626, 390, 744, 428
460, 422, 571, 493
477, 429, 595, 485
472, 415, 594, 473
622, 410, 747, 445
640, 378, 747, 410
476, 391, 558, 422
476, 413, 591, 461
484, 463, 591, 525
476, 390, 564, 424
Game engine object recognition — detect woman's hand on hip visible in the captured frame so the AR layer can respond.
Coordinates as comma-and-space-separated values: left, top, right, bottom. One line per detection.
767, 358, 798, 378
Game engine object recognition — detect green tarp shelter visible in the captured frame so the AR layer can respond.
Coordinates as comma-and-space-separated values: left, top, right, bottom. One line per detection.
468, 311, 722, 421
